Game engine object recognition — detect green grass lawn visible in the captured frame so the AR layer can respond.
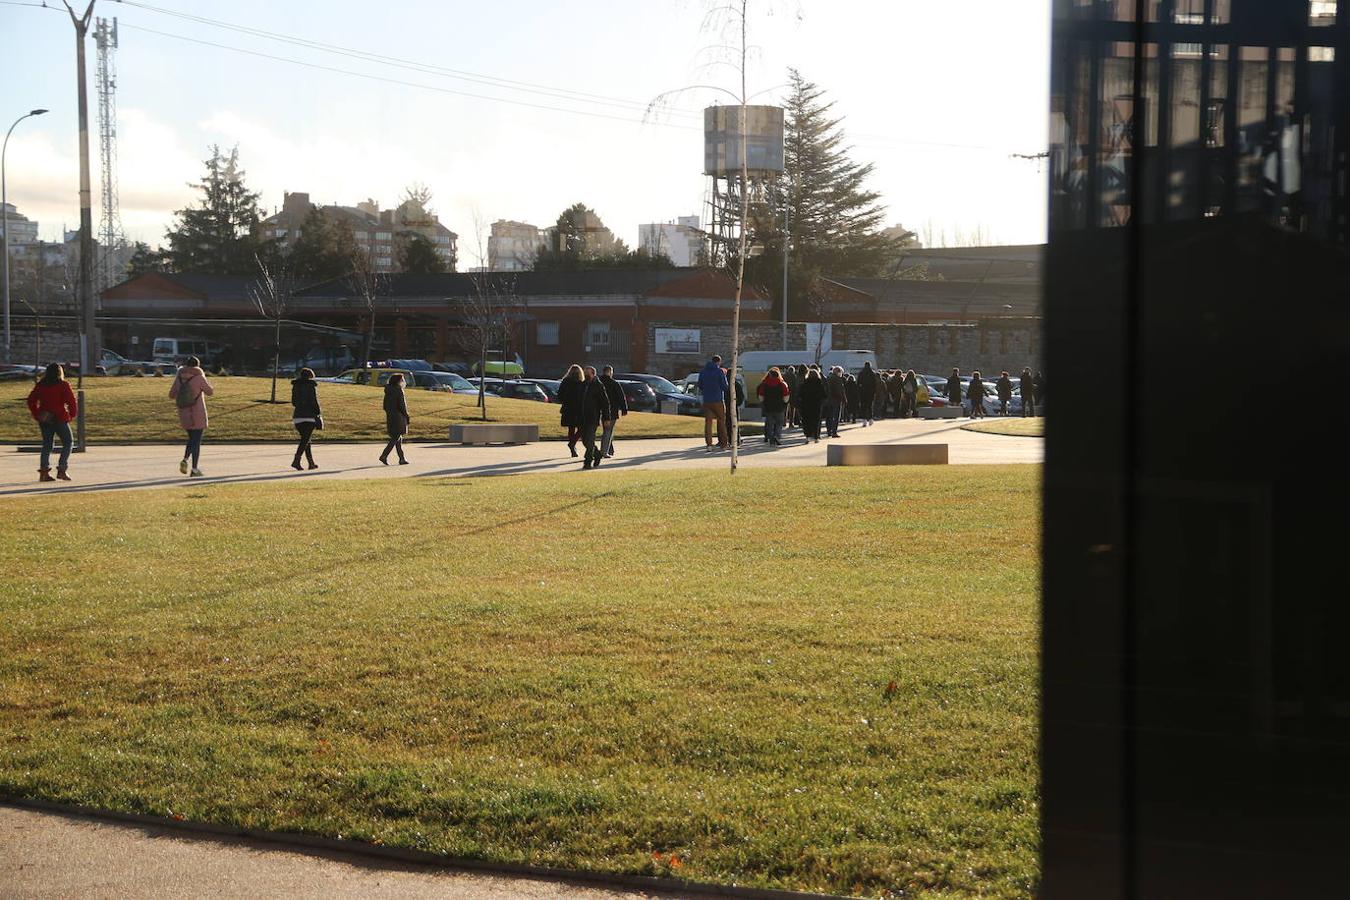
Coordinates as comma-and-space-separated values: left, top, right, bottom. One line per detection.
0, 376, 746, 443
0, 467, 1039, 898
961, 419, 1044, 438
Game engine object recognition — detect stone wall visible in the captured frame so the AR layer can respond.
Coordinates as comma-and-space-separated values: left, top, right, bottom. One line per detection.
646, 319, 1042, 379
5, 327, 81, 367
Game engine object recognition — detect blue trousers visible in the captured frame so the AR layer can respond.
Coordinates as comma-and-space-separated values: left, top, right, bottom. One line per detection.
40, 421, 73, 470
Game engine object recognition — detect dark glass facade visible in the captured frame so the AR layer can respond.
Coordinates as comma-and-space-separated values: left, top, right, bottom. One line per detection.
1043, 2, 1350, 897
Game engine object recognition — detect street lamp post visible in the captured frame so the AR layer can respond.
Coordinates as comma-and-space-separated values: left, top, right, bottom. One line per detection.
2, 108, 50, 364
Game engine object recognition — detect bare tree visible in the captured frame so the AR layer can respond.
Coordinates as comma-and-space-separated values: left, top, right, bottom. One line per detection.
457, 212, 517, 420
249, 250, 295, 403
648, 0, 785, 472
345, 244, 381, 372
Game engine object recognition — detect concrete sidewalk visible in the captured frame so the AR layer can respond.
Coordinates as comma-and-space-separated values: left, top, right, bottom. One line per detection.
0, 804, 706, 900
1, 418, 1042, 497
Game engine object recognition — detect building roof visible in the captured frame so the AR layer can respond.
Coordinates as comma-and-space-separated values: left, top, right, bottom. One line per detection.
837, 276, 1041, 318
888, 244, 1044, 284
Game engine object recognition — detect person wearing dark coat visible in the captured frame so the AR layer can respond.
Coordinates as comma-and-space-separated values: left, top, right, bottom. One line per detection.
797, 367, 827, 442
380, 373, 410, 464
825, 367, 847, 437
995, 371, 1014, 416
946, 367, 963, 406
723, 369, 746, 447
557, 364, 585, 457
857, 362, 878, 426
578, 366, 612, 469
784, 364, 800, 429
1033, 370, 1045, 412
966, 370, 988, 418
887, 369, 905, 417
1020, 367, 1036, 417
599, 365, 629, 458
290, 367, 323, 471
844, 373, 860, 424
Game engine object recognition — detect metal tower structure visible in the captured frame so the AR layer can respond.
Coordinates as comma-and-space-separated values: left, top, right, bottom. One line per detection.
94, 16, 125, 290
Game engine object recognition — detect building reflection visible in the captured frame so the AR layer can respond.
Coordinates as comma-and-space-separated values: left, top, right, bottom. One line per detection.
1051, 0, 1346, 241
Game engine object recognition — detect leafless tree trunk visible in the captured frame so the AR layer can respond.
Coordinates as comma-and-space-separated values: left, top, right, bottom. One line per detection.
346, 246, 380, 371
249, 251, 294, 404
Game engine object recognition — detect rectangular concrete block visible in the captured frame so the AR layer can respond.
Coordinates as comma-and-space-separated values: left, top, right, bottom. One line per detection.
827, 443, 949, 466
918, 406, 964, 419
448, 423, 540, 445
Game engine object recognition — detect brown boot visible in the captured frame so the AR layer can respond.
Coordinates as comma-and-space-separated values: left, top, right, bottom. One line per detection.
56, 467, 71, 481
38, 468, 55, 482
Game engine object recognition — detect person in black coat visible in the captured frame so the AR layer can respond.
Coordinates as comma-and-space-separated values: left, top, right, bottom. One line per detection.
290, 367, 322, 471
857, 362, 878, 426
995, 371, 1014, 416
1020, 367, 1036, 417
844, 373, 860, 424
723, 369, 745, 447
946, 367, 963, 406
1033, 370, 1045, 412
797, 366, 826, 442
557, 364, 585, 457
380, 373, 410, 464
578, 365, 612, 469
967, 370, 987, 418
784, 364, 800, 428
599, 365, 629, 458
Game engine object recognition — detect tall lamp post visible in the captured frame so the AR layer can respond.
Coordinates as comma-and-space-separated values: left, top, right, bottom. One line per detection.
2, 108, 49, 364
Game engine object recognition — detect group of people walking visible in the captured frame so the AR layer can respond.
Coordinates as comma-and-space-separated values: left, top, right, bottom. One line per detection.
555, 364, 628, 469
24, 353, 1046, 483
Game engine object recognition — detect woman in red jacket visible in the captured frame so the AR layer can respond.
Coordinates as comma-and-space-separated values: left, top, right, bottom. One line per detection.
26, 363, 79, 482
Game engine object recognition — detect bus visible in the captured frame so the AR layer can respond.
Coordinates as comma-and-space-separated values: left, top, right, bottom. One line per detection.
737, 350, 878, 406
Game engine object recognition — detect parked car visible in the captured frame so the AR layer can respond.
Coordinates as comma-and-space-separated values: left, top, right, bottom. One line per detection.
616, 379, 660, 412
612, 372, 701, 414
469, 377, 550, 403
375, 358, 433, 373
152, 337, 224, 367
428, 371, 478, 394
411, 371, 453, 392
100, 348, 166, 375
319, 367, 420, 388
293, 347, 358, 376
521, 378, 561, 402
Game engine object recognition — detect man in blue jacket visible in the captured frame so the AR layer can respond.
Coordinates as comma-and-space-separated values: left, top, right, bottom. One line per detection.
698, 355, 729, 450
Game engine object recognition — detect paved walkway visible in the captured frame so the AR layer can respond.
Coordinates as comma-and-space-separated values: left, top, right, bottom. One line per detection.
1, 418, 1041, 497
0, 804, 706, 899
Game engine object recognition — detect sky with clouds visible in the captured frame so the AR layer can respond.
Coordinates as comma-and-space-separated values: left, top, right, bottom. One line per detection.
2, 0, 1051, 260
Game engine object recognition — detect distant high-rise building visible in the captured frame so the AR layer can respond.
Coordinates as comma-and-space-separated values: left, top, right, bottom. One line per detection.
639, 215, 704, 266
260, 191, 458, 273
487, 220, 542, 271
1, 202, 40, 247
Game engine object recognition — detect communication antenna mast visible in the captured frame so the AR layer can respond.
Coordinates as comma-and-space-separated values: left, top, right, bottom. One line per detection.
95, 16, 126, 289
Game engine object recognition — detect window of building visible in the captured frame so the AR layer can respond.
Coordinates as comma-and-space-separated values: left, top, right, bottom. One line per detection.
355, 231, 368, 240
537, 321, 560, 346
376, 231, 393, 241
434, 235, 450, 244
585, 322, 611, 349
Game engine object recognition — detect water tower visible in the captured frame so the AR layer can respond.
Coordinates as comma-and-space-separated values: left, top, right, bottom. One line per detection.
704, 105, 784, 265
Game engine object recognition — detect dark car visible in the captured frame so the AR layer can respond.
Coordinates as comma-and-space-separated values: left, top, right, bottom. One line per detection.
616, 379, 660, 413
470, 377, 550, 403
521, 378, 561, 402
615, 372, 702, 415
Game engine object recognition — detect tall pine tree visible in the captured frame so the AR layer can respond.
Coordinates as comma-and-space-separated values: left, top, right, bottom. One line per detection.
742, 70, 914, 316
165, 146, 270, 275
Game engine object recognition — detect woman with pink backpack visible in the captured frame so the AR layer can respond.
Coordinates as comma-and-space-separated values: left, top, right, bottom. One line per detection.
168, 356, 214, 477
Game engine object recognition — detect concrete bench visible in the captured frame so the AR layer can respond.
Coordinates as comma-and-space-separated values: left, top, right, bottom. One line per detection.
827, 443, 949, 466
918, 406, 964, 419
448, 423, 539, 445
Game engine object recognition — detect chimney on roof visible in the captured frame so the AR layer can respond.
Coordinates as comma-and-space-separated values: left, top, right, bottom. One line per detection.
282, 192, 311, 219
357, 199, 380, 216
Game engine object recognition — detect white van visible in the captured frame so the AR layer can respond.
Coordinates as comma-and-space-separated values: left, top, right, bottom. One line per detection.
153, 337, 223, 366
737, 350, 878, 405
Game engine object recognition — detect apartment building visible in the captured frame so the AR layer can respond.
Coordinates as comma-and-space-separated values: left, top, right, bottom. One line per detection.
260, 191, 458, 273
